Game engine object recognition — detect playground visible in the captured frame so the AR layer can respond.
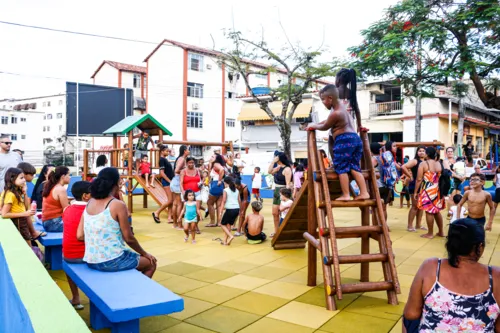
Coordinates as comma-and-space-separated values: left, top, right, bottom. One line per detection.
46, 197, 500, 333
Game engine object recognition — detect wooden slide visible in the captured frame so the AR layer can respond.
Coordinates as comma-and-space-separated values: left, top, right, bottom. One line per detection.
133, 175, 168, 206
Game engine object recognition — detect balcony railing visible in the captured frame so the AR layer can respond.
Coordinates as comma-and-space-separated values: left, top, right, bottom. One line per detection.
369, 101, 403, 117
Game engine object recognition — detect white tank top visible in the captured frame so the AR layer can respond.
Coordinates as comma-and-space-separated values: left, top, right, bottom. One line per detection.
496, 174, 500, 188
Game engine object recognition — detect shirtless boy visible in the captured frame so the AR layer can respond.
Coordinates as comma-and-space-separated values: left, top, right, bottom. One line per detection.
306, 84, 369, 201
457, 173, 496, 231
242, 201, 266, 243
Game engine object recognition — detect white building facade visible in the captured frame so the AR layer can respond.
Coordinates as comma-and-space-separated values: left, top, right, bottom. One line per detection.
0, 106, 44, 165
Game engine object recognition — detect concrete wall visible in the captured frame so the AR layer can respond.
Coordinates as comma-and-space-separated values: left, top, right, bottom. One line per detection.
93, 63, 118, 87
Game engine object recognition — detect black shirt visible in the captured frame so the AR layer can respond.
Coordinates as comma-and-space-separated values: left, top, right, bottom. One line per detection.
159, 157, 174, 180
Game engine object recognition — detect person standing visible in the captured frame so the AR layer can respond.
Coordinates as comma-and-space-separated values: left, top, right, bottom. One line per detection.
251, 167, 262, 202
170, 145, 189, 229
206, 154, 227, 227
152, 146, 174, 223
401, 146, 426, 231
0, 135, 22, 193
268, 152, 293, 237
133, 130, 154, 172
414, 147, 445, 239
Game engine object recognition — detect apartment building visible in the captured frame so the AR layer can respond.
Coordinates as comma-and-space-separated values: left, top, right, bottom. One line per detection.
144, 39, 330, 157
0, 104, 45, 165
1, 95, 91, 158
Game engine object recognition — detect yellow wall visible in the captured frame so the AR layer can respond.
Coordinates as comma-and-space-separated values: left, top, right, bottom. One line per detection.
438, 118, 490, 156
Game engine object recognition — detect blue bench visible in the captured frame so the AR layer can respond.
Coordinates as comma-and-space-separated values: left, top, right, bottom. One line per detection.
63, 262, 183, 333
34, 222, 63, 271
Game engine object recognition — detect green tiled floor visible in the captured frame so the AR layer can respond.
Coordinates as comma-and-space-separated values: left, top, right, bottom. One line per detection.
49, 199, 500, 332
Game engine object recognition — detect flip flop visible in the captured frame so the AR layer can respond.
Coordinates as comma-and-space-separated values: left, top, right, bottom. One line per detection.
152, 213, 161, 223
407, 228, 416, 232
205, 224, 217, 227
69, 301, 84, 311
212, 237, 223, 244
32, 231, 47, 240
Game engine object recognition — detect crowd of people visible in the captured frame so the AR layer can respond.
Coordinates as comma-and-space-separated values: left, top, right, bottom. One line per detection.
2, 67, 500, 330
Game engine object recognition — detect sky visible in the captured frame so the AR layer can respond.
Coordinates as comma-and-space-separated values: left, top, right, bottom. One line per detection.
0, 0, 398, 99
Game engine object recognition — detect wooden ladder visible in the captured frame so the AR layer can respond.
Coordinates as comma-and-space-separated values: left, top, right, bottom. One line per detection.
303, 130, 400, 311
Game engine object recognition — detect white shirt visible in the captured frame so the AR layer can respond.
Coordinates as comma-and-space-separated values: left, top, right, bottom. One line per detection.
449, 206, 467, 223
252, 172, 262, 189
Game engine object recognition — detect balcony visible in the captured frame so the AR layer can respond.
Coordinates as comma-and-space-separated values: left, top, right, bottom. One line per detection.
369, 101, 403, 117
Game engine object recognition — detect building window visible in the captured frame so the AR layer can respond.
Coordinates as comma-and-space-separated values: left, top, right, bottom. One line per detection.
59, 100, 63, 105
226, 118, 236, 127
56, 113, 63, 119
187, 82, 204, 98
47, 101, 51, 107
46, 114, 53, 120
11, 134, 17, 141
133, 74, 141, 88
188, 53, 204, 71
43, 102, 46, 107
225, 91, 235, 99
187, 112, 203, 128
21, 135, 26, 139
254, 73, 267, 80
59, 125, 62, 131
190, 145, 203, 156
1, 116, 8, 124
43, 126, 46, 132
46, 126, 50, 132
20, 118, 26, 122
11, 117, 17, 124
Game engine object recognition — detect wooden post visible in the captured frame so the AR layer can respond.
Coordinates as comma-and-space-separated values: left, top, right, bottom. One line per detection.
307, 147, 317, 287
112, 134, 118, 167
83, 149, 89, 181
360, 207, 370, 282
143, 192, 148, 208
127, 130, 134, 213
229, 141, 234, 156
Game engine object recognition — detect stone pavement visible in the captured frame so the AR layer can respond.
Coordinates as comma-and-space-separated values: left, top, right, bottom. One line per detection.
49, 199, 500, 333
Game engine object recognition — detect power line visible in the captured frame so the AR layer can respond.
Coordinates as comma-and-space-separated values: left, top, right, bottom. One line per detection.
0, 20, 161, 45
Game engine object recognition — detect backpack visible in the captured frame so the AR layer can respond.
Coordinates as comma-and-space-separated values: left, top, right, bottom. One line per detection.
438, 160, 451, 197
380, 151, 399, 188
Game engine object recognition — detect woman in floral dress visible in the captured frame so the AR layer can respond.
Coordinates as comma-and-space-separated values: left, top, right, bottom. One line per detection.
414, 147, 445, 239
403, 218, 500, 333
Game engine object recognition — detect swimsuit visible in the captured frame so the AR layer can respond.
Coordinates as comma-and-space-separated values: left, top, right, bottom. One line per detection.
332, 132, 362, 175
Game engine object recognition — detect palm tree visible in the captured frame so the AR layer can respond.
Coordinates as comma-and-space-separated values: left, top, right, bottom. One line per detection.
485, 78, 500, 97
451, 81, 469, 156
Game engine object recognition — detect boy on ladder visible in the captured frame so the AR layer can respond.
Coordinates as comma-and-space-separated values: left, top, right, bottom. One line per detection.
306, 84, 369, 201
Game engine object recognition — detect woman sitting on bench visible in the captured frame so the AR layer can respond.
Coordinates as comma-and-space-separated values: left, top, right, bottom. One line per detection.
77, 167, 157, 277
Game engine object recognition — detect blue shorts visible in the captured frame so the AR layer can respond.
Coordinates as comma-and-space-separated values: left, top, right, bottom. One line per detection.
209, 180, 224, 197
43, 217, 63, 232
170, 175, 181, 193
161, 179, 170, 187
87, 250, 139, 272
333, 133, 362, 174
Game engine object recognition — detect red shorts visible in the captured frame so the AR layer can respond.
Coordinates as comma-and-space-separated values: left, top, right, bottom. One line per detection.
252, 188, 260, 194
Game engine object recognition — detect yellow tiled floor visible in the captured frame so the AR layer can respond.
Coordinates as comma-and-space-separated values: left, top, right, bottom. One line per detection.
49, 199, 500, 332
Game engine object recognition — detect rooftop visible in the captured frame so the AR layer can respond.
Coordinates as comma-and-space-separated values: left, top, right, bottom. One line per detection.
144, 39, 333, 85
91, 60, 147, 79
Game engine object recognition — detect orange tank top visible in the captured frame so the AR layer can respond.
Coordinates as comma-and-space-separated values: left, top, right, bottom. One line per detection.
42, 187, 63, 221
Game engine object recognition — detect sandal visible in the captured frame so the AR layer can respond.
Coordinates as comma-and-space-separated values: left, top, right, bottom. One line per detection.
32, 231, 47, 240
212, 237, 223, 244
407, 227, 416, 232
69, 301, 84, 311
152, 213, 161, 224
205, 224, 217, 227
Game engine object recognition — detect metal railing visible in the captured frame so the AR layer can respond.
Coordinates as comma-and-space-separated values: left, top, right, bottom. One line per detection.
369, 101, 403, 117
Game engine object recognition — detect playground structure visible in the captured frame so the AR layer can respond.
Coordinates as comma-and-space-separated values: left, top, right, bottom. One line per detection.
82, 114, 234, 213
272, 129, 444, 310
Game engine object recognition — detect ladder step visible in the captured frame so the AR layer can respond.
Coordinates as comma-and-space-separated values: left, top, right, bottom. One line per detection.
323, 253, 387, 265
341, 281, 394, 294
335, 226, 382, 239
313, 170, 380, 182
318, 199, 377, 208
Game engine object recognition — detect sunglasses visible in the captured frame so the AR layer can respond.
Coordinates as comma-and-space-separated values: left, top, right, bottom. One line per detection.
1, 142, 12, 145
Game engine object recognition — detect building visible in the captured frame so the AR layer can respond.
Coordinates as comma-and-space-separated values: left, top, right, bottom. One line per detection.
144, 38, 330, 157
0, 105, 44, 165
91, 60, 147, 112
1, 94, 91, 160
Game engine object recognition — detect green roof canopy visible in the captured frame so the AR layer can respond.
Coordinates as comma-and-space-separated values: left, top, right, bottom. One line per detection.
102, 114, 173, 136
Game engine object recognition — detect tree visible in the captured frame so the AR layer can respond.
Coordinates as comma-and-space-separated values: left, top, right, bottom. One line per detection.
348, 0, 500, 139
218, 30, 340, 158
451, 81, 469, 155
485, 78, 500, 97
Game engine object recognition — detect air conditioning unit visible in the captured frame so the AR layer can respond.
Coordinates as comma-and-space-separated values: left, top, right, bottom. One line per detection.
206, 64, 212, 70
192, 103, 199, 110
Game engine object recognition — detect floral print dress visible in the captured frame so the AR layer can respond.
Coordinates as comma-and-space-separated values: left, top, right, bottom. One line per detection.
419, 259, 500, 332
417, 162, 444, 214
